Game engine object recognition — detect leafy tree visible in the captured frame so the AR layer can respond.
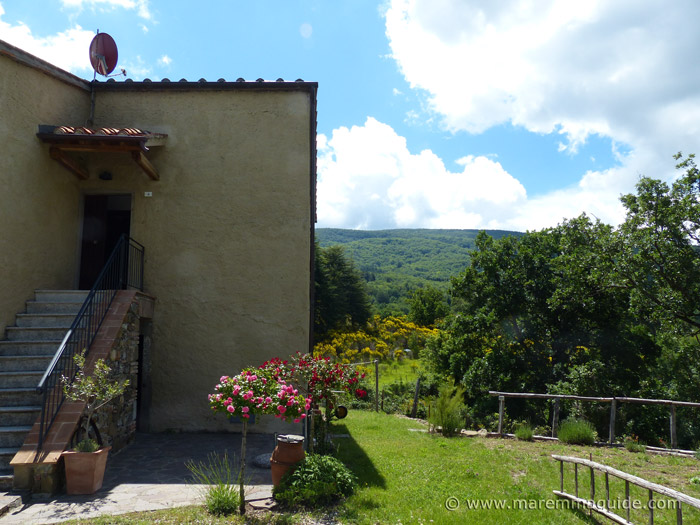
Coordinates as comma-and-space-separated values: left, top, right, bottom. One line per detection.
612, 153, 700, 335
427, 217, 654, 426
314, 244, 371, 339
408, 285, 449, 326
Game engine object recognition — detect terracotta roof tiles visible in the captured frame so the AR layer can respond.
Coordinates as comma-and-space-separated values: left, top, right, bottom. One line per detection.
52, 126, 154, 137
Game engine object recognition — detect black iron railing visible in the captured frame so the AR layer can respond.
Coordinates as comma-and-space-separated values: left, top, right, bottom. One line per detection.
36, 235, 144, 449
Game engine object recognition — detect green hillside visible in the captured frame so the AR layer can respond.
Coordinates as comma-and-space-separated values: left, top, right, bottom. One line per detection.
315, 228, 522, 315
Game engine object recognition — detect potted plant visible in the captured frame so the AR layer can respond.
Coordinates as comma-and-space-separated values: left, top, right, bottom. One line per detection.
61, 351, 129, 494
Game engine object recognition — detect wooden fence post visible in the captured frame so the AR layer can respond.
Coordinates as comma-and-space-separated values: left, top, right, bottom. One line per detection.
498, 395, 505, 434
552, 398, 560, 438
410, 377, 421, 418
609, 398, 617, 444
374, 360, 379, 412
670, 404, 677, 449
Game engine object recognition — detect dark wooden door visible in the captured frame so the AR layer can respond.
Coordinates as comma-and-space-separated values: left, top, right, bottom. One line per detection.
78, 195, 131, 289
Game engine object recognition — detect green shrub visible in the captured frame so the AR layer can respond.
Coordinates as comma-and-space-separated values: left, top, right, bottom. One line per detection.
514, 422, 534, 441
186, 451, 240, 515
624, 435, 646, 453
690, 476, 700, 485
273, 454, 357, 508
558, 418, 596, 446
429, 384, 466, 437
74, 438, 99, 453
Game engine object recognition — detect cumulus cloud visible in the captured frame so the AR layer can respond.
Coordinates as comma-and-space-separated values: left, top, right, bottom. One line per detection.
317, 117, 528, 230
0, 4, 94, 72
158, 54, 172, 67
377, 0, 700, 229
60, 0, 151, 20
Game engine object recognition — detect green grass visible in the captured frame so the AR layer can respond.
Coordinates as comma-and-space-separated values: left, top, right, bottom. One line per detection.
63, 410, 700, 524
330, 411, 700, 524
370, 358, 424, 389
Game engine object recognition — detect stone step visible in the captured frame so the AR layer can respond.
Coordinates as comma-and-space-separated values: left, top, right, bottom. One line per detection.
0, 355, 52, 372
0, 448, 19, 471
15, 313, 75, 328
0, 427, 32, 448
33, 290, 89, 303
25, 301, 83, 314
0, 341, 59, 357
0, 389, 42, 408
0, 473, 13, 492
0, 371, 43, 389
0, 406, 41, 427
5, 327, 68, 342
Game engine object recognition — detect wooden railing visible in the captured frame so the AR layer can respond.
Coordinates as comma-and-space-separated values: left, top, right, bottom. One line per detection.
489, 391, 700, 448
553, 455, 700, 524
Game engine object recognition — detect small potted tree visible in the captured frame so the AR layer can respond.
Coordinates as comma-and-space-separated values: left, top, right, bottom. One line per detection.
61, 351, 129, 494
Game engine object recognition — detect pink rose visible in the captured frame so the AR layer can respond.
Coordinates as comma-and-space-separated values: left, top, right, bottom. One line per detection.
242, 406, 249, 413
278, 405, 286, 414
227, 405, 235, 413
294, 418, 300, 423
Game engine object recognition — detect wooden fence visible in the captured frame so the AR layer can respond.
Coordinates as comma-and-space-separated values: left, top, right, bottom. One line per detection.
553, 455, 700, 524
489, 391, 700, 448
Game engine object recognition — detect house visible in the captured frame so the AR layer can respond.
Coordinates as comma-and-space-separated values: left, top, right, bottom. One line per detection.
0, 39, 317, 491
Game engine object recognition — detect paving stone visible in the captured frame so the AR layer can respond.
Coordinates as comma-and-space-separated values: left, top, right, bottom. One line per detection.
0, 432, 278, 524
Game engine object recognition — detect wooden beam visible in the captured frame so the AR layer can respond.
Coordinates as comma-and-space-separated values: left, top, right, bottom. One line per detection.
49, 146, 88, 180
131, 150, 160, 181
53, 143, 141, 153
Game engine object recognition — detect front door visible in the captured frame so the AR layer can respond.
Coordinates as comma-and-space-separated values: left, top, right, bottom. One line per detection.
78, 194, 132, 289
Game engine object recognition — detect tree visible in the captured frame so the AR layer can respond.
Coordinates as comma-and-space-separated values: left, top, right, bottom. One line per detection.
612, 153, 700, 335
314, 244, 372, 339
408, 285, 449, 326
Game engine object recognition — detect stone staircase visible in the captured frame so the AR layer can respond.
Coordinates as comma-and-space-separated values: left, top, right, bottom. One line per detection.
0, 290, 86, 491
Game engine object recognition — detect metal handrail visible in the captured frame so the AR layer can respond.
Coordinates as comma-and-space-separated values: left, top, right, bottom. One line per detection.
36, 234, 144, 449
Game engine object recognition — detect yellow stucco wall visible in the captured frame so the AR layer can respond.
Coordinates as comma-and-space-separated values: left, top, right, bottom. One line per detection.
1, 41, 314, 434
79, 86, 314, 432
0, 50, 87, 334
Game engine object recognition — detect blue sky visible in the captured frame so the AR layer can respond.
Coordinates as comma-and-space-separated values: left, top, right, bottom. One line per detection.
1, 0, 698, 232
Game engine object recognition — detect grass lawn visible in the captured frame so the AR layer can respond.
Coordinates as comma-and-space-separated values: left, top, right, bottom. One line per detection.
369, 358, 424, 389
64, 410, 700, 524
331, 411, 700, 524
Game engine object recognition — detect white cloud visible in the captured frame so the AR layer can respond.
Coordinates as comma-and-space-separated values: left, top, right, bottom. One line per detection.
382, 0, 700, 229
120, 55, 151, 79
60, 0, 151, 20
0, 4, 94, 72
158, 54, 172, 67
300, 22, 312, 39
317, 118, 528, 230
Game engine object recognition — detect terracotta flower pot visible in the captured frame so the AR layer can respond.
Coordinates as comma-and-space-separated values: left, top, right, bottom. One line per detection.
270, 434, 304, 487
62, 446, 111, 494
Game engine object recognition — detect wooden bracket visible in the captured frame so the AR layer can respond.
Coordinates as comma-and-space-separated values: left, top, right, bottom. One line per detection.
131, 150, 160, 181
49, 146, 89, 180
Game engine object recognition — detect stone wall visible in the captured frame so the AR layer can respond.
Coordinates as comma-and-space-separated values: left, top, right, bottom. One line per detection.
92, 297, 141, 452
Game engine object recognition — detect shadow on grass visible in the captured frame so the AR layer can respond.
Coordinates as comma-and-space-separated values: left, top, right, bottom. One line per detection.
330, 422, 386, 489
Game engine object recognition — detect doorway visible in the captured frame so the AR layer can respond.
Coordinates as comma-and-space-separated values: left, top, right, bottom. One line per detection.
78, 194, 132, 289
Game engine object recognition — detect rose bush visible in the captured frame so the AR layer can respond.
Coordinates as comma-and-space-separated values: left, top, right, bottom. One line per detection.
209, 367, 310, 423
208, 366, 311, 514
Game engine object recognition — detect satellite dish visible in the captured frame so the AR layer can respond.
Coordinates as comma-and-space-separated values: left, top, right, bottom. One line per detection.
89, 31, 118, 76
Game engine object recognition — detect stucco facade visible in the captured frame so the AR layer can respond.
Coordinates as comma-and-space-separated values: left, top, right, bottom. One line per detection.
0, 40, 316, 433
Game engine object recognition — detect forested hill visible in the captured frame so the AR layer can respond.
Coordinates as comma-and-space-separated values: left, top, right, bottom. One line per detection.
316, 228, 522, 315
